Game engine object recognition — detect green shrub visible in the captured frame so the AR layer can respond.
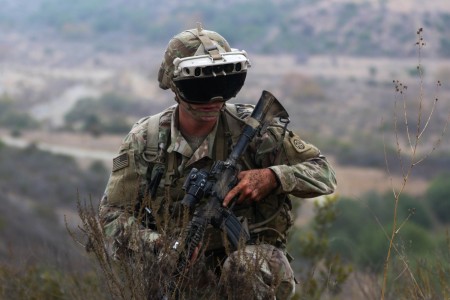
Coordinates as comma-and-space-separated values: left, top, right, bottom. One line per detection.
328, 191, 434, 270
0, 264, 106, 300
0, 94, 40, 129
426, 174, 450, 223
64, 92, 149, 134
288, 196, 352, 298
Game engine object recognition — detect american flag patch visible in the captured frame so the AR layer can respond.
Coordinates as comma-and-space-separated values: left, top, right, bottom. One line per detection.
112, 153, 129, 172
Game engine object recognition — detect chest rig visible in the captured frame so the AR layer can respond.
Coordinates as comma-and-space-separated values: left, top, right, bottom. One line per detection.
144, 104, 244, 195
142, 104, 293, 249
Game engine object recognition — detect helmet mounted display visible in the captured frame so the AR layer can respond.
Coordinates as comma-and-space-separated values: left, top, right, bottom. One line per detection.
172, 50, 250, 103
158, 24, 251, 104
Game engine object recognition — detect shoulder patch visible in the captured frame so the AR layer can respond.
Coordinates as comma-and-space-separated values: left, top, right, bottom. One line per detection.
112, 153, 129, 172
289, 136, 306, 153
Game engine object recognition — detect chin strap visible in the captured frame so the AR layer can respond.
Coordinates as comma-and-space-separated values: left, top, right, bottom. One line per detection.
177, 95, 224, 118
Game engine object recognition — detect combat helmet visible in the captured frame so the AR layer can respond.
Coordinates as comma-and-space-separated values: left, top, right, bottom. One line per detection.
158, 24, 251, 103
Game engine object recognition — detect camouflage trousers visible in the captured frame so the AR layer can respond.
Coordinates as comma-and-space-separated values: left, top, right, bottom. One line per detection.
220, 244, 296, 300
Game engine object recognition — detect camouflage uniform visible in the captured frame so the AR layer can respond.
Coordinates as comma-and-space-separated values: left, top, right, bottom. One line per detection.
99, 101, 336, 299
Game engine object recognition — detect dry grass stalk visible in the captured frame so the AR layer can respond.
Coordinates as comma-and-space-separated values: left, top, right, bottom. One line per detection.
380, 28, 450, 300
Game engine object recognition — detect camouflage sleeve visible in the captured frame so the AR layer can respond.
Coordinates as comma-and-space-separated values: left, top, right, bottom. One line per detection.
99, 196, 160, 256
98, 116, 160, 256
253, 125, 336, 198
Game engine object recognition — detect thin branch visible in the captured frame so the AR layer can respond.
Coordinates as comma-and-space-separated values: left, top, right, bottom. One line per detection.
370, 203, 425, 299
395, 208, 415, 235
393, 83, 408, 178
382, 117, 398, 198
399, 82, 414, 152
417, 98, 437, 140
415, 31, 426, 148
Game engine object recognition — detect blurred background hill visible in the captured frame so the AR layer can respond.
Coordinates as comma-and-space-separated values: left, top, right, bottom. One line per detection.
2, 0, 449, 174
0, 0, 449, 298
2, 0, 450, 57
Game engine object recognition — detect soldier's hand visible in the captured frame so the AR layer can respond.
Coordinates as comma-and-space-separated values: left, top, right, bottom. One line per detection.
188, 243, 202, 267
223, 168, 279, 207
142, 230, 162, 253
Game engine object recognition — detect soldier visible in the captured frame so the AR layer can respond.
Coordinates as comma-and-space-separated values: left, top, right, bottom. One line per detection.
99, 25, 336, 299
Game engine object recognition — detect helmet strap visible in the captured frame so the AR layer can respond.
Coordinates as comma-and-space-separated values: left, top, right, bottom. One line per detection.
186, 23, 222, 60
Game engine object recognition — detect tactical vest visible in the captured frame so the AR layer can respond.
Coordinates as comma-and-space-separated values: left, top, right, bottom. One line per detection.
142, 104, 294, 251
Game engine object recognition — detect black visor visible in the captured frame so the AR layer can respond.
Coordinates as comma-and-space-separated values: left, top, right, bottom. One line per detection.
173, 72, 247, 103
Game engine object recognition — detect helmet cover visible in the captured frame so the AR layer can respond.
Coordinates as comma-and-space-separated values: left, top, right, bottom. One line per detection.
158, 28, 231, 90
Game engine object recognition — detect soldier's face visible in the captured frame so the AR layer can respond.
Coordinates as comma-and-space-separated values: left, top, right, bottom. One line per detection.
179, 99, 224, 123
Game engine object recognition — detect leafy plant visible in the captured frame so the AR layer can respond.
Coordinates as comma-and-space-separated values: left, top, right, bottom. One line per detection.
426, 173, 450, 223
288, 195, 352, 299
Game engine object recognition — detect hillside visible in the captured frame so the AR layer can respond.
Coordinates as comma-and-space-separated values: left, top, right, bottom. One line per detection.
2, 28, 449, 177
1, 0, 450, 58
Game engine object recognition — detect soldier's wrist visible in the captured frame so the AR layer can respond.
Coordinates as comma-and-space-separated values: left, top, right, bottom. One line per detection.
267, 166, 284, 194
267, 168, 281, 189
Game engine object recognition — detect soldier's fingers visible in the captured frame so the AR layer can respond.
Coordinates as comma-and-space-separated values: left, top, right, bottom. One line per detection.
223, 185, 241, 207
236, 187, 248, 204
189, 242, 202, 266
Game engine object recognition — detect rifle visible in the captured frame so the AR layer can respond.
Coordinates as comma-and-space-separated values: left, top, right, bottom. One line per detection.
171, 90, 290, 278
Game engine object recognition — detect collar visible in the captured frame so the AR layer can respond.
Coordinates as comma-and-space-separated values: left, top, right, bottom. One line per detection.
167, 106, 220, 167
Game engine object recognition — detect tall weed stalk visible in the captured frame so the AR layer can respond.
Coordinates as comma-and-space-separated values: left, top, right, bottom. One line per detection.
381, 28, 450, 299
